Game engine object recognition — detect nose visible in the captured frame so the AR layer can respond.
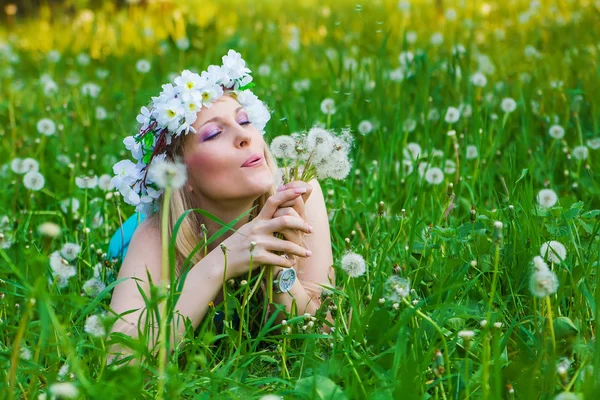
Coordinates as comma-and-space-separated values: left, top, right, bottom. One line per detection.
234, 123, 252, 148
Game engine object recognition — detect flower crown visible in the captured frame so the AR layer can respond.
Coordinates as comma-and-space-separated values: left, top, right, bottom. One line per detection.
111, 49, 271, 217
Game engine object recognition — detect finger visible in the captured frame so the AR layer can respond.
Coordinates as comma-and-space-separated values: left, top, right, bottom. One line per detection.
259, 251, 297, 268
273, 206, 301, 219
263, 236, 312, 258
278, 228, 304, 246
258, 188, 307, 220
261, 215, 312, 234
278, 181, 313, 203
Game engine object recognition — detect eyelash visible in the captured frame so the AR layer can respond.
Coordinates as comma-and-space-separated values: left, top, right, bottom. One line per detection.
205, 120, 251, 141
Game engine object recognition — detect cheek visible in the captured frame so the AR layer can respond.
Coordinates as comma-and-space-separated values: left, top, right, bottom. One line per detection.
184, 148, 233, 184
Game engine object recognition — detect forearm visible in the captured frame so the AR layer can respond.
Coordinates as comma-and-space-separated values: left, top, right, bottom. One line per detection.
107, 251, 226, 365
270, 266, 335, 333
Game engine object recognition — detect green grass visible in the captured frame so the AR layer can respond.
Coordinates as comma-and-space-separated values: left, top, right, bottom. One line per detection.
1, 0, 600, 398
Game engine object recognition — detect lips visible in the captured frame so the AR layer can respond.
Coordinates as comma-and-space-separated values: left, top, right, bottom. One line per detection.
241, 153, 264, 167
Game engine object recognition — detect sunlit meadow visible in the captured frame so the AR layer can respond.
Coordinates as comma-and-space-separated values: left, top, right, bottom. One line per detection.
1, 0, 600, 398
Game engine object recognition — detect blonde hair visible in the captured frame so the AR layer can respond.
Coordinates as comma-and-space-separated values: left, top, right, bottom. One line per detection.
146, 102, 280, 278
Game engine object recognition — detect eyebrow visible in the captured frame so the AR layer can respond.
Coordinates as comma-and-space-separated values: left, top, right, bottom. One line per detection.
199, 107, 245, 128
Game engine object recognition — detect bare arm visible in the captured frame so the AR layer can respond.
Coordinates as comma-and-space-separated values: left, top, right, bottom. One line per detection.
106, 221, 226, 366
270, 178, 336, 332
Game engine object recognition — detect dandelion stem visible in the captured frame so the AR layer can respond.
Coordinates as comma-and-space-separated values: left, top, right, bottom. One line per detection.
157, 186, 172, 400
402, 297, 452, 394
545, 295, 556, 353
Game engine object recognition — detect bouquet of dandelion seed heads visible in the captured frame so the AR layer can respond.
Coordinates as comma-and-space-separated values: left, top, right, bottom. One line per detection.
262, 125, 354, 303
270, 125, 355, 185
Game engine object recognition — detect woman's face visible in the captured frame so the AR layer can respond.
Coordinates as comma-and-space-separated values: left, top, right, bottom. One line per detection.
182, 95, 273, 203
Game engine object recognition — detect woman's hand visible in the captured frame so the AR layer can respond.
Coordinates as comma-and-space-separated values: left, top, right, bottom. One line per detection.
275, 180, 314, 263
276, 180, 313, 222
218, 188, 313, 281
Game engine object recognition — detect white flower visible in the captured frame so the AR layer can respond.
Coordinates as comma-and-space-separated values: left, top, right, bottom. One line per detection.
175, 37, 190, 51
38, 222, 61, 238
47, 50, 61, 63
425, 167, 444, 185
384, 275, 411, 301
549, 125, 565, 139
60, 198, 80, 214
320, 98, 336, 115
466, 145, 478, 160
403, 118, 416, 132
37, 118, 56, 136
148, 160, 187, 190
540, 241, 567, 264
23, 171, 45, 191
65, 71, 80, 86
529, 268, 558, 297
501, 98, 517, 113
82, 278, 106, 297
537, 189, 558, 208
20, 347, 32, 360
58, 363, 69, 378
406, 30, 417, 44
403, 142, 422, 160
587, 137, 600, 150
572, 145, 589, 160
358, 120, 373, 135
292, 78, 310, 92
95, 106, 107, 120
49, 251, 76, 287
444, 159, 456, 174
427, 108, 440, 121
60, 243, 81, 261
341, 251, 366, 278
306, 126, 335, 157
11, 158, 39, 174
532, 255, 549, 272
84, 314, 106, 337
49, 382, 79, 399
75, 175, 98, 189
98, 174, 114, 191
81, 82, 101, 98
553, 392, 579, 400
136, 59, 151, 73
257, 64, 271, 76
76, 52, 90, 66
430, 32, 444, 46
458, 330, 475, 340
96, 68, 109, 79
270, 135, 298, 160
444, 107, 460, 124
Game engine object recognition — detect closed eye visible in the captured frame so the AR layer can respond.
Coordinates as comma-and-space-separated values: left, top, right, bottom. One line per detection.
204, 120, 251, 141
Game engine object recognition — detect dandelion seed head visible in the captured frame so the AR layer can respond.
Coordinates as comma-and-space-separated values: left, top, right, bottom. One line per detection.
340, 251, 366, 278
529, 268, 559, 297
540, 241, 567, 264
537, 189, 558, 208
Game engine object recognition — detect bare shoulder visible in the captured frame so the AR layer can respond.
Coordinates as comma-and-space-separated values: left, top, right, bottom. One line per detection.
117, 216, 163, 281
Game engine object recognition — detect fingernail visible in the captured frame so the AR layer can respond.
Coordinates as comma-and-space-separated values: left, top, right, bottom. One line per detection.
306, 250, 313, 257
293, 188, 307, 194
308, 225, 313, 233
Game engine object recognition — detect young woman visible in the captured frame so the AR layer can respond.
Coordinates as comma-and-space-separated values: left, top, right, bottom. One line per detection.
106, 53, 335, 365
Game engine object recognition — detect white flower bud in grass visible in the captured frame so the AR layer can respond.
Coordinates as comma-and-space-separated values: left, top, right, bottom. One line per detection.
38, 222, 61, 238
148, 160, 187, 190
49, 382, 79, 399
480, 319, 488, 328
537, 189, 558, 208
378, 298, 385, 304
23, 171, 45, 191
340, 251, 366, 278
458, 330, 475, 340
529, 268, 559, 298
84, 314, 106, 337
540, 241, 567, 264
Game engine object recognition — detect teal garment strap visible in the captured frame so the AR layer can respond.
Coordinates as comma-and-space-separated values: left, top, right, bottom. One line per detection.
107, 212, 147, 263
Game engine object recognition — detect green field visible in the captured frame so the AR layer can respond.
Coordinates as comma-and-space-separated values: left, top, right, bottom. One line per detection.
1, 0, 600, 398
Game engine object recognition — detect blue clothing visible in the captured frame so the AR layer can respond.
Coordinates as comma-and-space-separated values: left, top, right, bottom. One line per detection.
107, 212, 147, 263
107, 212, 239, 334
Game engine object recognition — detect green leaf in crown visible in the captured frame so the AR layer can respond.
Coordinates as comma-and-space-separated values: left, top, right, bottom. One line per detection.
143, 152, 152, 164
238, 82, 256, 91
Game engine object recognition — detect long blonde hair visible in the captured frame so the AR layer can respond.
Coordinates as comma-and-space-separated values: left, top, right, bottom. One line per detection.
146, 108, 281, 277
